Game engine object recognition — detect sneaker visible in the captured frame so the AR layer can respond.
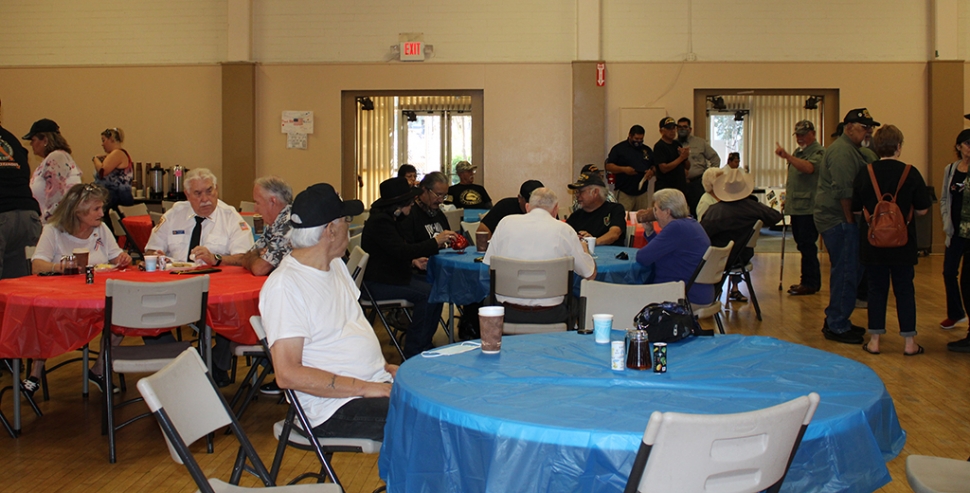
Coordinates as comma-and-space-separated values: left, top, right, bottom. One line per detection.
259, 380, 281, 395
21, 376, 40, 397
855, 299, 868, 309
821, 326, 864, 344
88, 372, 121, 394
940, 317, 967, 330
947, 335, 970, 353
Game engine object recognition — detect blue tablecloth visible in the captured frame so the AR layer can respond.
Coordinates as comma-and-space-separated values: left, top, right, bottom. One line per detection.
426, 245, 653, 305
379, 333, 905, 493
464, 208, 489, 223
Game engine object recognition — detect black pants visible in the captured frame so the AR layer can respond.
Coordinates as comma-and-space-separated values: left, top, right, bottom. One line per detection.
789, 215, 821, 290
503, 300, 570, 325
311, 397, 389, 441
867, 264, 917, 337
686, 178, 705, 218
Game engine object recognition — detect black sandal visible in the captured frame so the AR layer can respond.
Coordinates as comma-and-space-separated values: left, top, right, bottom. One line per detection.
728, 291, 748, 302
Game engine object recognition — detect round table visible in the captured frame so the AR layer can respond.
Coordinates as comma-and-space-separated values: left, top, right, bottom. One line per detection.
427, 245, 654, 305
379, 333, 905, 493
0, 266, 265, 360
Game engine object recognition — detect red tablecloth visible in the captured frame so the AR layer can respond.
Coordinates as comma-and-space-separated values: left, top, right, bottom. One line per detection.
0, 266, 265, 359
121, 215, 153, 252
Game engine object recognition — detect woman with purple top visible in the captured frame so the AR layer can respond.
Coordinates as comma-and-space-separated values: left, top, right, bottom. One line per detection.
635, 188, 712, 304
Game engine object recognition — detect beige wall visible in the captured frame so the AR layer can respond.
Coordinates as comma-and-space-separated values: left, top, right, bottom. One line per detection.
605, 62, 930, 179
255, 63, 573, 201
0, 65, 222, 184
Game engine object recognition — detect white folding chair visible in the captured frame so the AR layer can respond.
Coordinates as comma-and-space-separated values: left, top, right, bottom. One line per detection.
489, 256, 574, 334
137, 348, 342, 492
240, 201, 256, 213
161, 200, 176, 211
906, 454, 970, 493
623, 392, 820, 493
242, 214, 256, 233
348, 234, 362, 255
248, 317, 378, 488
101, 276, 208, 463
24, 245, 36, 274
118, 203, 149, 218
443, 208, 463, 232
149, 211, 163, 226
461, 221, 480, 244
580, 280, 685, 332
685, 242, 734, 334
350, 246, 406, 359
626, 224, 637, 247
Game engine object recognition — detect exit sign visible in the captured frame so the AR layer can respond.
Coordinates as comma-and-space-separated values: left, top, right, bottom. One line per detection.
401, 41, 425, 61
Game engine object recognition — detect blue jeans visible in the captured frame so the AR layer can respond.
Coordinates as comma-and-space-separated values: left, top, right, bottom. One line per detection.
790, 215, 820, 290
820, 222, 859, 333
867, 264, 917, 337
366, 275, 442, 358
942, 235, 970, 321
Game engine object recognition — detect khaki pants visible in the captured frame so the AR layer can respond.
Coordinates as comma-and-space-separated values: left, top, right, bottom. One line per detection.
616, 190, 652, 214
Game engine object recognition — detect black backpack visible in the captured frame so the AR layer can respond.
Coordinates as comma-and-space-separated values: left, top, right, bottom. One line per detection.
634, 300, 710, 342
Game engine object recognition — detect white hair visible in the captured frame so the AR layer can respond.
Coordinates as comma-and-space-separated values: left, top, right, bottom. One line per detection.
288, 225, 326, 249
528, 187, 558, 211
254, 176, 293, 204
184, 168, 218, 191
653, 189, 690, 219
701, 167, 724, 194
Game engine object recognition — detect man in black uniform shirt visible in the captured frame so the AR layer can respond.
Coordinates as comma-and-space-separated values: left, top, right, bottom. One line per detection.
653, 116, 691, 195
566, 173, 626, 246
447, 161, 492, 209
406, 171, 451, 244
477, 179, 543, 241
0, 97, 42, 279
606, 125, 655, 213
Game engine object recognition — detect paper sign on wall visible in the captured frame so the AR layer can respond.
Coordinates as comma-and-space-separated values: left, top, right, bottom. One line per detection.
282, 111, 313, 149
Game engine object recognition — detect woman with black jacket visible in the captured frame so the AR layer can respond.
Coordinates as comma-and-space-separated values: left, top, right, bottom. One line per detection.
362, 177, 456, 358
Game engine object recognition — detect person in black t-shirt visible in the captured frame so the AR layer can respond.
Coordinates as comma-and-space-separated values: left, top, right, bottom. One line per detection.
851, 125, 930, 356
566, 173, 626, 246
606, 125, 655, 213
0, 97, 43, 279
447, 161, 492, 209
477, 179, 543, 241
653, 116, 691, 194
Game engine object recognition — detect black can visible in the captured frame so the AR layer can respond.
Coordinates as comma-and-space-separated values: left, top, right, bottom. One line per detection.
652, 342, 667, 373
85, 265, 95, 284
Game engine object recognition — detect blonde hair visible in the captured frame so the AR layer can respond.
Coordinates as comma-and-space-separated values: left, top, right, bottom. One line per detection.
49, 183, 108, 236
101, 127, 125, 143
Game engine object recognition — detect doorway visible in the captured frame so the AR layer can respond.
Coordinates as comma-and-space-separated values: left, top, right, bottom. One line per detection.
340, 91, 483, 206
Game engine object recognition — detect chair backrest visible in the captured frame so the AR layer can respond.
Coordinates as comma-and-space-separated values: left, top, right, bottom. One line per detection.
149, 211, 163, 226
348, 233, 362, 255
350, 210, 369, 227
626, 224, 637, 247
161, 200, 176, 211
137, 348, 278, 491
239, 200, 256, 213
107, 209, 127, 237
443, 208, 463, 232
119, 203, 149, 218
686, 241, 734, 290
746, 220, 764, 249
489, 256, 574, 301
461, 221, 480, 242
105, 276, 209, 330
25, 245, 36, 274
580, 280, 685, 330
625, 392, 821, 493
346, 246, 370, 289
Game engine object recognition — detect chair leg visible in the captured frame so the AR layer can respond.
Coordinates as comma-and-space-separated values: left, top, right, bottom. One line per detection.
269, 407, 297, 483
714, 313, 725, 335
40, 367, 49, 401
743, 270, 762, 321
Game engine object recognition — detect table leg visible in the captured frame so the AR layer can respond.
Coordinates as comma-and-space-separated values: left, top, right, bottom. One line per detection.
448, 304, 455, 344
13, 359, 21, 436
82, 346, 90, 397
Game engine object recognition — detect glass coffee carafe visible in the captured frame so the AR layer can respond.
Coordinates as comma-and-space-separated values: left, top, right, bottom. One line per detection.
626, 328, 651, 370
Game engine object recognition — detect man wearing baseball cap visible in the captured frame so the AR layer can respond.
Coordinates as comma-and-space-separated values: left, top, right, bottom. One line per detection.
566, 172, 627, 246
260, 183, 397, 441
814, 108, 880, 344
447, 161, 492, 209
477, 179, 544, 241
653, 116, 691, 195
775, 120, 824, 296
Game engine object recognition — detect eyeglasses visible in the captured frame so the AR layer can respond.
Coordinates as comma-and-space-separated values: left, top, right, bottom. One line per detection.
342, 216, 353, 223
676, 124, 691, 129
425, 188, 447, 199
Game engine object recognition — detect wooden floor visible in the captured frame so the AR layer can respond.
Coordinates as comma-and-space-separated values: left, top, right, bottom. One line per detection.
2, 252, 969, 492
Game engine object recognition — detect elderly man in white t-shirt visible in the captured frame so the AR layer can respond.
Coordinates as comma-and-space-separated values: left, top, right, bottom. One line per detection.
144, 168, 254, 385
260, 183, 396, 440
483, 187, 597, 324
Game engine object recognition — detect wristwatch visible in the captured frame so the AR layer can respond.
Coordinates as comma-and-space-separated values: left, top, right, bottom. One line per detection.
214, 254, 222, 266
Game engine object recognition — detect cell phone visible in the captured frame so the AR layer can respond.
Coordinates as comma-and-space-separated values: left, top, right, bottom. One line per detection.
474, 257, 484, 263
38, 271, 62, 277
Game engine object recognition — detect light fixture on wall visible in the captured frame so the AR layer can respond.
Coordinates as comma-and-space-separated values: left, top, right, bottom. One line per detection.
358, 97, 375, 111
707, 96, 726, 111
804, 96, 821, 110
734, 110, 749, 122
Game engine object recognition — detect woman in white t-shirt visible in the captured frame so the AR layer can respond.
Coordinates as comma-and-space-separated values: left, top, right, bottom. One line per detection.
24, 184, 131, 397
22, 118, 82, 222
